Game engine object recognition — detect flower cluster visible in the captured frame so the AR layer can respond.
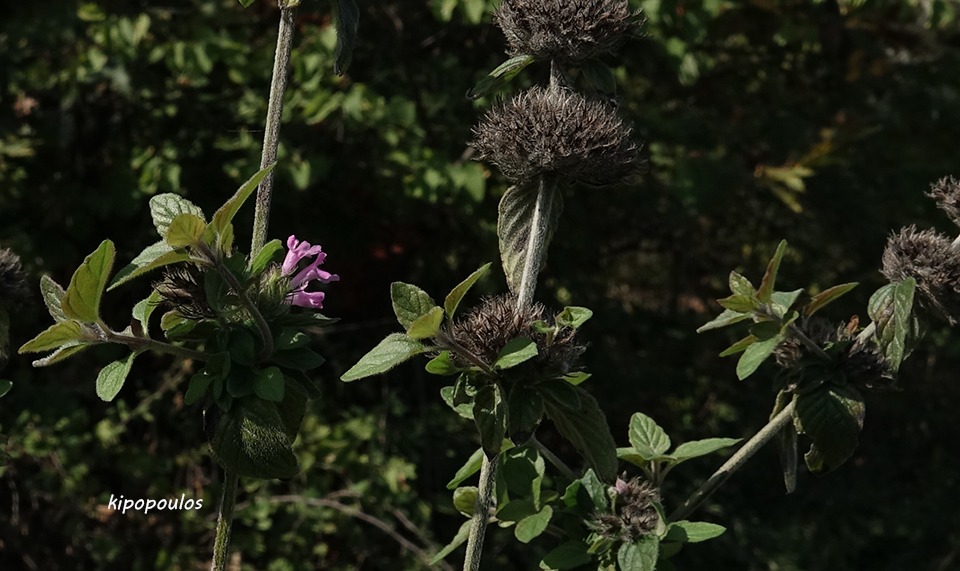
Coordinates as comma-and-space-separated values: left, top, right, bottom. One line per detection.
881, 225, 960, 325
282, 235, 339, 309
591, 476, 660, 542
0, 248, 28, 306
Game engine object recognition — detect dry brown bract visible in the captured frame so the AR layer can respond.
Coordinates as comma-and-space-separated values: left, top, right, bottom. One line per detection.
882, 225, 960, 326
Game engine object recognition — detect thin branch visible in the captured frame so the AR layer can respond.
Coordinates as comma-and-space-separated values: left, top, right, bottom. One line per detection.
463, 453, 498, 571
532, 435, 576, 480
210, 472, 239, 571
105, 330, 209, 362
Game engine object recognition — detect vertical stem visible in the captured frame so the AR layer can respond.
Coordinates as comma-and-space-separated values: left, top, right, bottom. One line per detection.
210, 471, 240, 571
251, 2, 297, 255
462, 454, 498, 571
668, 399, 796, 522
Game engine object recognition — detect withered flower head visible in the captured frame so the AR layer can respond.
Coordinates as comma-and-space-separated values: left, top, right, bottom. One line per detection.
447, 294, 584, 379
775, 317, 896, 390
881, 225, 960, 325
494, 0, 640, 63
591, 476, 659, 542
0, 248, 28, 307
472, 85, 642, 186
154, 264, 217, 320
927, 176, 960, 228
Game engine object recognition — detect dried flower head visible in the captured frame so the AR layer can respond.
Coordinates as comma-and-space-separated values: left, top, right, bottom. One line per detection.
881, 225, 960, 325
0, 248, 28, 307
154, 264, 217, 320
927, 176, 960, 228
592, 476, 660, 542
447, 294, 584, 379
473, 86, 641, 186
494, 0, 640, 63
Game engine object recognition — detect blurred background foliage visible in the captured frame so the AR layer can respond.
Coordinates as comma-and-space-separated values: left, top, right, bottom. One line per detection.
1, 0, 959, 569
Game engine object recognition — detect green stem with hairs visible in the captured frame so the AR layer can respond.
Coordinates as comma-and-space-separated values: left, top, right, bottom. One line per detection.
462, 453, 498, 571
210, 472, 240, 571
251, 1, 298, 255
103, 329, 210, 362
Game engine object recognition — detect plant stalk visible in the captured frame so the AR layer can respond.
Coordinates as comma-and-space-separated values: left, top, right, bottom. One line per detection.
669, 399, 796, 522
210, 471, 240, 571
251, 2, 297, 255
462, 453, 498, 571
532, 435, 576, 480
105, 330, 210, 362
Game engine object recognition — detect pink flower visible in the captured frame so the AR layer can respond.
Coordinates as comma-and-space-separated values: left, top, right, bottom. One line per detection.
282, 235, 339, 309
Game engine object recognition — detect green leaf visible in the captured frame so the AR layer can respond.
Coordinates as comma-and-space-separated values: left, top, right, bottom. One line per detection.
238, 0, 254, 6
580, 59, 618, 94
96, 352, 137, 402
618, 535, 659, 571
254, 366, 285, 402
467, 54, 536, 99
515, 505, 553, 543
271, 347, 326, 371
444, 262, 491, 318
446, 447, 484, 489
890, 278, 917, 370
794, 384, 865, 474
390, 282, 436, 329
407, 306, 444, 339
719, 335, 756, 357
426, 351, 461, 375
495, 337, 538, 369
498, 181, 564, 297
474, 384, 506, 456
728, 271, 756, 296
429, 520, 471, 565
538, 379, 581, 410
578, 469, 609, 511
248, 239, 284, 275
110, 243, 190, 290
0, 380, 11, 398
340, 333, 426, 381
803, 282, 858, 317
628, 412, 671, 459
131, 290, 162, 337
539, 541, 592, 570
779, 421, 799, 494
697, 308, 751, 333
664, 521, 727, 543
208, 397, 299, 479
453, 486, 478, 517
19, 321, 92, 353
770, 288, 804, 315
210, 165, 275, 236
166, 212, 207, 248
31, 344, 91, 367
543, 386, 618, 481
507, 384, 544, 439
441, 384, 474, 420
40, 275, 68, 322
61, 240, 115, 323
497, 498, 537, 523
184, 372, 214, 405
149, 193, 205, 239
735, 332, 783, 380
556, 306, 593, 329
669, 438, 742, 462
757, 240, 788, 302
332, 0, 360, 75
717, 294, 758, 313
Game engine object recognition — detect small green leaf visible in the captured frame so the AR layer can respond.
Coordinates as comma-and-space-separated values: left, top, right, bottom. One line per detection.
61, 240, 115, 323
735, 332, 783, 380
497, 498, 537, 523
96, 352, 137, 402
0, 380, 11, 398
210, 165, 275, 236
441, 384, 475, 420
515, 505, 553, 543
109, 241, 190, 289
390, 282, 436, 329
538, 379, 581, 410
669, 438, 742, 462
770, 288, 804, 316
795, 384, 865, 474
184, 372, 214, 405
717, 294, 758, 313
507, 384, 544, 439
628, 412, 671, 459
803, 282, 858, 317
208, 396, 299, 479
889, 278, 917, 370
719, 335, 756, 357
757, 240, 788, 302
254, 366, 285, 402
19, 321, 91, 353
556, 306, 593, 329
426, 351, 461, 375
340, 333, 426, 381
616, 447, 649, 469
40, 275, 68, 322
618, 535, 659, 571
539, 541, 592, 570
149, 193, 205, 239
499, 181, 564, 297
238, 0, 254, 6
474, 384, 506, 456
131, 290, 162, 337
166, 213, 207, 248
271, 348, 326, 371
467, 54, 536, 99
31, 344, 91, 367
779, 421, 799, 494
697, 308, 751, 333
728, 271, 756, 296
248, 239, 284, 275
665, 521, 726, 543
495, 337, 538, 369
429, 520, 471, 565
578, 469, 609, 511
407, 306, 444, 339
332, 0, 360, 75
543, 386, 617, 482
446, 447, 484, 489
453, 486, 478, 517
444, 263, 492, 318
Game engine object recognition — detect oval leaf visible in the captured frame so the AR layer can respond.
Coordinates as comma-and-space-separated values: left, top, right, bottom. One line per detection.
670, 438, 742, 463
62, 240, 115, 323
407, 306, 444, 339
618, 536, 659, 571
166, 213, 207, 248
628, 412, 671, 459
149, 193, 205, 239
390, 282, 436, 329
444, 262, 492, 318
19, 321, 90, 353
794, 384, 865, 474
665, 520, 726, 543
340, 333, 426, 382
495, 337, 538, 369
498, 181, 564, 297
515, 505, 553, 544
96, 352, 137, 402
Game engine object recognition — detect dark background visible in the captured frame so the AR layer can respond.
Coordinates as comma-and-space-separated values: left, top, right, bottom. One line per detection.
2, 0, 959, 569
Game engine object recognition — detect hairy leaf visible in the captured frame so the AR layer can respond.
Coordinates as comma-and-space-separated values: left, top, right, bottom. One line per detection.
62, 240, 115, 323
498, 181, 563, 297
340, 333, 426, 381
444, 262, 492, 318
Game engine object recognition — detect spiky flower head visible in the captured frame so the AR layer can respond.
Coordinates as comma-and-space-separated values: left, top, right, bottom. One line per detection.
154, 264, 217, 320
881, 225, 960, 325
472, 86, 641, 186
0, 248, 28, 307
494, 0, 640, 63
447, 294, 583, 380
592, 476, 660, 542
927, 176, 960, 228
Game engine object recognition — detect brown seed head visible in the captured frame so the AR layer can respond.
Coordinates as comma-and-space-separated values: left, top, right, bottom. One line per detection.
154, 264, 217, 320
592, 476, 660, 542
881, 226, 960, 325
0, 248, 29, 307
927, 176, 960, 228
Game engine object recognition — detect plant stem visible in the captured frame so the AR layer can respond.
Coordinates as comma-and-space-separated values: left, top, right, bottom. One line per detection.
532, 435, 576, 480
105, 330, 209, 362
210, 471, 240, 571
251, 1, 297, 255
211, 256, 274, 360
462, 453, 498, 571
786, 322, 831, 362
668, 399, 796, 522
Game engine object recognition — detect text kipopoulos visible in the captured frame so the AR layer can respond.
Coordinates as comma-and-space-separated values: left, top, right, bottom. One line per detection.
107, 493, 204, 515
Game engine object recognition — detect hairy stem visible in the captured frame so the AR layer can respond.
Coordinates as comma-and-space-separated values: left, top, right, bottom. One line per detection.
786, 322, 832, 362
669, 399, 796, 522
251, 2, 297, 255
463, 453, 498, 571
105, 330, 209, 362
210, 472, 240, 571
532, 435, 576, 480
211, 256, 274, 360
515, 176, 554, 313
